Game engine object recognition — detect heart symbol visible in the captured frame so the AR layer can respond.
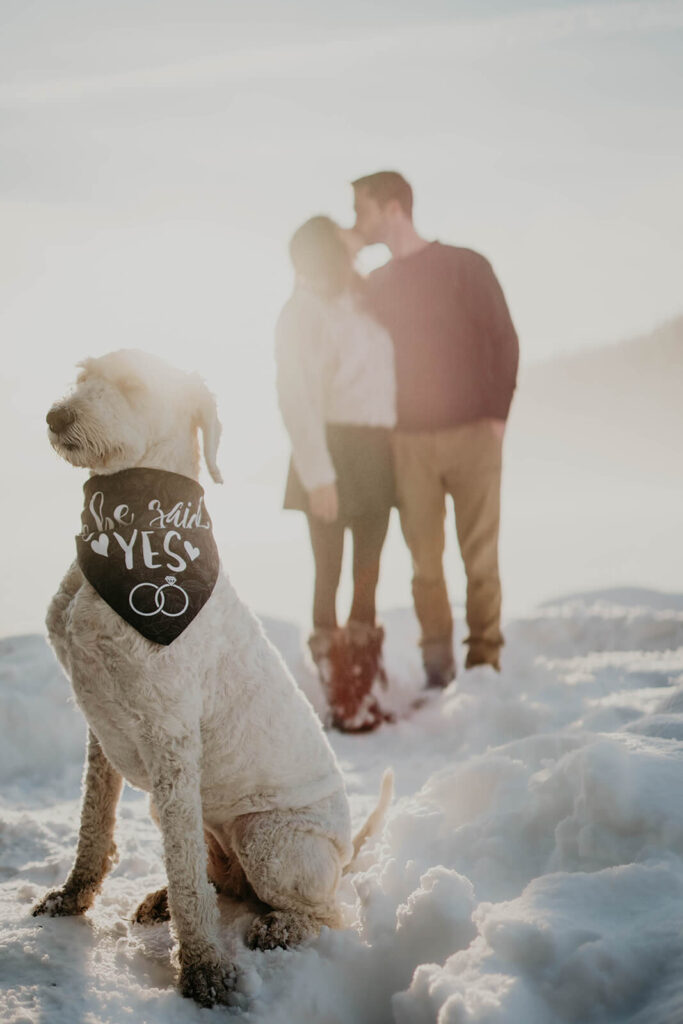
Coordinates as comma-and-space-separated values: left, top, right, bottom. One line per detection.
184, 541, 200, 561
91, 533, 109, 557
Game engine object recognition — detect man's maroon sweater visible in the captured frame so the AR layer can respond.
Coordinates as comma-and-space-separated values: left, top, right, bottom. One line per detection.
364, 242, 519, 431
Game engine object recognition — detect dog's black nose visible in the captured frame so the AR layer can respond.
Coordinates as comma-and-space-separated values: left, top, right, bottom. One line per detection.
46, 406, 76, 434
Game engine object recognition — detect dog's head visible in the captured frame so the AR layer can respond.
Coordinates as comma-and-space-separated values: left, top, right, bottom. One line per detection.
46, 350, 223, 483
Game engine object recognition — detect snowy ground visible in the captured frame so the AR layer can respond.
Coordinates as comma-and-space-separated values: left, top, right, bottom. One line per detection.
2, 589, 683, 1023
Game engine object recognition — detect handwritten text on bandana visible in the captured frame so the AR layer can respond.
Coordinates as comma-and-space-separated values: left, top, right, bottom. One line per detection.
76, 468, 219, 645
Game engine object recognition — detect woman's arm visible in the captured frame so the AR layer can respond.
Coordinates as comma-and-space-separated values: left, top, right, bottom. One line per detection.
275, 298, 337, 492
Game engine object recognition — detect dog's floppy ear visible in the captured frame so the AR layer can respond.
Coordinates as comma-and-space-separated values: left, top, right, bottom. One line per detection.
192, 377, 223, 484
115, 373, 147, 401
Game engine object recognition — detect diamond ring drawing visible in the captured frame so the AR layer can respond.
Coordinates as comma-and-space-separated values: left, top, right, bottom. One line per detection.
128, 575, 190, 618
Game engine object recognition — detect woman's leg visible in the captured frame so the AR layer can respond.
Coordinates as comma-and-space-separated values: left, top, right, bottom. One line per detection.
348, 510, 391, 625
307, 515, 345, 630
309, 511, 392, 732
343, 510, 394, 729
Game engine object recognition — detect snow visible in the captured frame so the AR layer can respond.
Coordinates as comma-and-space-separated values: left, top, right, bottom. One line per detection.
2, 589, 683, 1023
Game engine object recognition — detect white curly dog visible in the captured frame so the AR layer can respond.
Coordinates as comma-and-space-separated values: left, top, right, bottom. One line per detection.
33, 350, 391, 1008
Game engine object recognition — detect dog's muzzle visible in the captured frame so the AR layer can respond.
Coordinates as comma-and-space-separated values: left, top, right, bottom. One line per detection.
47, 406, 76, 435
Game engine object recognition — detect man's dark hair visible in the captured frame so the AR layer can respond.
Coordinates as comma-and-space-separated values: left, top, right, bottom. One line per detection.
351, 171, 413, 218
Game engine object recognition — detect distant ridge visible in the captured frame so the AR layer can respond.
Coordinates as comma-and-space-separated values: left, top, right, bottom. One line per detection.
509, 314, 683, 474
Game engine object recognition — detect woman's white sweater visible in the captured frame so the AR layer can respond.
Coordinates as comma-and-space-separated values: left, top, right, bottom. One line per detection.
275, 284, 396, 491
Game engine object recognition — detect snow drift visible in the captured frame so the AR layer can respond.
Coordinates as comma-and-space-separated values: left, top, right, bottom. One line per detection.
2, 589, 683, 1023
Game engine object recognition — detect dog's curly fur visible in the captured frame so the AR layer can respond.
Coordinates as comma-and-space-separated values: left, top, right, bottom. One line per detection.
33, 351, 358, 1008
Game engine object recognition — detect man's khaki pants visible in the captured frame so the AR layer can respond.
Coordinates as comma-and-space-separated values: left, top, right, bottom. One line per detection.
392, 420, 504, 673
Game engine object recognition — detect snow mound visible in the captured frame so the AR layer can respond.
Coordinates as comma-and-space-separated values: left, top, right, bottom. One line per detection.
395, 862, 683, 1024
2, 590, 683, 1022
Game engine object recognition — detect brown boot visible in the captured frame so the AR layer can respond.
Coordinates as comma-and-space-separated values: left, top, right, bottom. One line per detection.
334, 622, 394, 733
346, 621, 388, 688
307, 628, 338, 692
421, 637, 456, 690
465, 639, 501, 672
310, 625, 393, 732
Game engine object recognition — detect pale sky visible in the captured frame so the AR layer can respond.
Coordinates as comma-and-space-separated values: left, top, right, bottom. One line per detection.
2, 0, 682, 634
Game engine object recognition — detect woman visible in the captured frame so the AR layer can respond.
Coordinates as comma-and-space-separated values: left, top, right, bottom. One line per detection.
275, 215, 396, 733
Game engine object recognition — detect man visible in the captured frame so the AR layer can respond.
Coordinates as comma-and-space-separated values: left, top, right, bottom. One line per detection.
351, 170, 519, 685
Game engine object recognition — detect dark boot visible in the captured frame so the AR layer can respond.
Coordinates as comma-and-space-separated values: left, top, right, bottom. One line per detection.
336, 622, 393, 732
465, 637, 502, 671
310, 625, 393, 733
308, 627, 367, 731
421, 637, 456, 689
348, 620, 389, 685
465, 651, 501, 671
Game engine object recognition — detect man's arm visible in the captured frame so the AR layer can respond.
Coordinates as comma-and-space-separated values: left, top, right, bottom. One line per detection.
478, 258, 520, 421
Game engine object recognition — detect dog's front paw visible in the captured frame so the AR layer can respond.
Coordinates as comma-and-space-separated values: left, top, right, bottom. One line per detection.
247, 909, 318, 951
32, 886, 92, 918
178, 957, 237, 1008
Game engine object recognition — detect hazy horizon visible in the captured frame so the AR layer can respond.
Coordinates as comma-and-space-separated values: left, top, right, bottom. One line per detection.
2, 312, 682, 639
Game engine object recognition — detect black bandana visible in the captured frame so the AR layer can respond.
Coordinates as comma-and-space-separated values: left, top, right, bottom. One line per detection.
76, 468, 219, 645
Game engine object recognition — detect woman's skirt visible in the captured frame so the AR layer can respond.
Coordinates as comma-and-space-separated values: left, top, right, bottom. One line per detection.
283, 424, 396, 521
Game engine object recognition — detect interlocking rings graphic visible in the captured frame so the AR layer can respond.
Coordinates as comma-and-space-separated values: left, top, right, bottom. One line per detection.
128, 575, 189, 618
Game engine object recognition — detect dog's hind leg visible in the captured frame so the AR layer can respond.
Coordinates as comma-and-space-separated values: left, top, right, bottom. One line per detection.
33, 729, 123, 917
205, 829, 250, 900
131, 796, 171, 924
231, 791, 351, 951
132, 886, 170, 924
132, 830, 249, 924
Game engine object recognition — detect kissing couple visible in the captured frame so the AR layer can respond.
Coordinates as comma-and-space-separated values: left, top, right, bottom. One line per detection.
275, 170, 519, 734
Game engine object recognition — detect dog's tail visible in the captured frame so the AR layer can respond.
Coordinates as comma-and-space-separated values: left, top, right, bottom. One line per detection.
344, 768, 394, 874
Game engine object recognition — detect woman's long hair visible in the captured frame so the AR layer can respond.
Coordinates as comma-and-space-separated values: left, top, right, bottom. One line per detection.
289, 215, 359, 299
